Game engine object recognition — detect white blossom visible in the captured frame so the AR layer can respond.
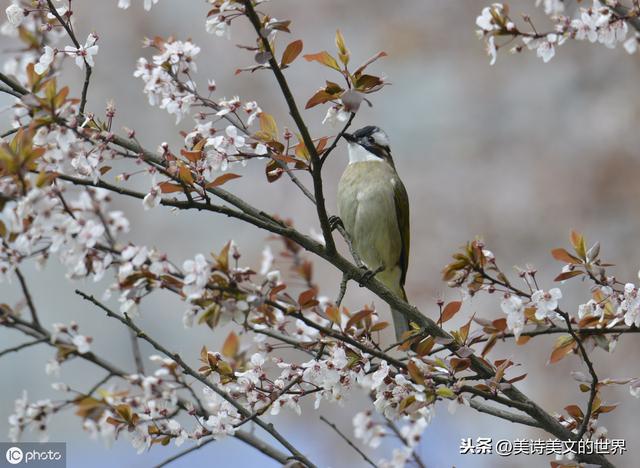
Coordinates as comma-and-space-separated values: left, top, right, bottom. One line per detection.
619, 283, 640, 327
206, 15, 230, 39
5, 4, 24, 27
500, 294, 525, 338
34, 46, 55, 75
182, 254, 211, 300
536, 0, 564, 16
532, 288, 562, 320
322, 105, 350, 126
476, 4, 505, 33
353, 411, 386, 448
65, 34, 99, 69
142, 185, 161, 210
624, 34, 639, 54
72, 335, 91, 354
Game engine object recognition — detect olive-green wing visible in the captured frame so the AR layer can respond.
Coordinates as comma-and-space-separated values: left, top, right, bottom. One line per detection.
393, 176, 410, 288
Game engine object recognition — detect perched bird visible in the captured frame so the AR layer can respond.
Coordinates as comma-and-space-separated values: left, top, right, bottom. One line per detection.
337, 126, 411, 341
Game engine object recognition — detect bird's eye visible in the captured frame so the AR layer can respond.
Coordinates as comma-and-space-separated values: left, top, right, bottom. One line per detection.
367, 136, 375, 144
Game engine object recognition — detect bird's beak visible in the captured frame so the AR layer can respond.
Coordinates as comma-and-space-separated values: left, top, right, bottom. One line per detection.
342, 132, 355, 143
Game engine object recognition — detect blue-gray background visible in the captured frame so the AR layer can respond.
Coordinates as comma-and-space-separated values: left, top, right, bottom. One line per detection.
1, 1, 639, 467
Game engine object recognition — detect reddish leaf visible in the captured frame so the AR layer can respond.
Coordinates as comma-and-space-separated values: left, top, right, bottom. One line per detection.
570, 230, 587, 259
492, 318, 507, 331
450, 357, 470, 372
355, 74, 383, 91
315, 136, 329, 153
281, 39, 303, 67
554, 270, 583, 282
305, 89, 339, 109
326, 305, 341, 323
346, 308, 374, 331
564, 404, 584, 420
440, 301, 462, 324
549, 336, 576, 364
481, 334, 497, 357
265, 159, 284, 183
370, 321, 389, 332
298, 289, 317, 308
551, 248, 582, 264
303, 51, 341, 71
354, 51, 387, 76
206, 173, 241, 188
159, 182, 183, 193
222, 331, 239, 358
181, 149, 202, 163
506, 373, 528, 384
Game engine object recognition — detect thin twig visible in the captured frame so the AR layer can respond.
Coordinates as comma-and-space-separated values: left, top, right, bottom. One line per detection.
319, 415, 377, 468
15, 267, 41, 327
0, 314, 290, 466
243, 0, 336, 254
1, 127, 20, 139
319, 112, 356, 166
129, 329, 145, 375
0, 338, 48, 358
154, 437, 216, 468
559, 310, 599, 440
45, 0, 92, 115
75, 290, 316, 468
384, 417, 426, 468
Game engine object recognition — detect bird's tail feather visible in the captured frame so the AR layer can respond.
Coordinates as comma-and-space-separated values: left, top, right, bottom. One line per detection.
391, 286, 411, 342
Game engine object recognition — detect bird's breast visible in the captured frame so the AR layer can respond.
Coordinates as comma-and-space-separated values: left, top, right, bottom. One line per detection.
337, 161, 401, 270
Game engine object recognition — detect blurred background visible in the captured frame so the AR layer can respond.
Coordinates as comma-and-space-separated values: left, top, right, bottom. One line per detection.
1, 0, 639, 467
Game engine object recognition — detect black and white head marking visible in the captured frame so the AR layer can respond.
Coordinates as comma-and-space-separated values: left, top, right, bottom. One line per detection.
344, 126, 393, 165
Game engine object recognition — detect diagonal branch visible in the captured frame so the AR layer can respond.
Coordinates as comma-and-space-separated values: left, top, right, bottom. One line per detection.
0, 305, 298, 467
45, 0, 92, 115
319, 415, 377, 468
75, 290, 317, 468
15, 268, 41, 327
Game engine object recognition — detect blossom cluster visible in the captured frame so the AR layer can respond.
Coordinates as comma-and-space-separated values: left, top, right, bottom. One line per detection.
476, 1, 639, 65
134, 39, 201, 123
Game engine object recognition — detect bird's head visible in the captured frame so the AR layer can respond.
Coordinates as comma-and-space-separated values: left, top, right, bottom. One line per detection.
343, 126, 394, 166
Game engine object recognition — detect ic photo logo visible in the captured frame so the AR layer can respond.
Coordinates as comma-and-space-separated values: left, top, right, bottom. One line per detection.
1, 444, 65, 466
5, 447, 23, 465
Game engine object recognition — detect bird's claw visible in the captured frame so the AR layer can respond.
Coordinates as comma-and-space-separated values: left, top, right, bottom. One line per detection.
358, 265, 384, 286
328, 215, 344, 232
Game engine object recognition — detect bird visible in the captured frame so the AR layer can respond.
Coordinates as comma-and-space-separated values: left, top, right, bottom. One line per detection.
336, 125, 411, 341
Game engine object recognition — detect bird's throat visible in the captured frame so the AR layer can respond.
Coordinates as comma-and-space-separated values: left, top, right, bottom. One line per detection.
347, 143, 382, 164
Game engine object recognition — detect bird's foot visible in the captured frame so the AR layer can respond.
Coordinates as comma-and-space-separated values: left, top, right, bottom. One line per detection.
328, 215, 344, 232
358, 265, 384, 286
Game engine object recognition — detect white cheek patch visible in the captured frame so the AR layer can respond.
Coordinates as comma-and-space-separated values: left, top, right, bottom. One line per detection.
371, 131, 389, 147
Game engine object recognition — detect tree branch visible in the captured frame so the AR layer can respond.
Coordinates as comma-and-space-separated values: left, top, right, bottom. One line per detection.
0, 338, 48, 359
75, 290, 316, 468
468, 400, 540, 428
45, 0, 92, 115
242, 0, 336, 254
0, 307, 295, 467
319, 415, 377, 468
15, 267, 41, 328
